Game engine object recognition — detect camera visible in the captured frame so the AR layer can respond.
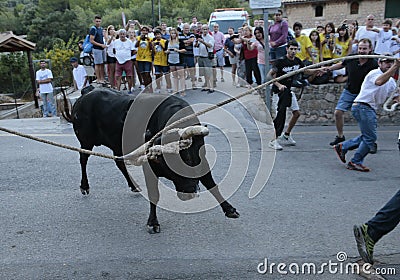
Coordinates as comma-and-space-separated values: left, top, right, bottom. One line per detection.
325, 34, 330, 39
195, 33, 201, 39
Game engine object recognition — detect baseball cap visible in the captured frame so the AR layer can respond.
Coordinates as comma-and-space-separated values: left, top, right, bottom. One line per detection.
378, 53, 393, 62
70, 57, 78, 63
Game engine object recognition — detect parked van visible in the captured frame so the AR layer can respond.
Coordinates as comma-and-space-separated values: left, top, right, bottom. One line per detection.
208, 8, 250, 35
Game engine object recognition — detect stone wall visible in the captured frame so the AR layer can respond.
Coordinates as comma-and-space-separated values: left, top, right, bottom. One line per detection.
295, 83, 400, 124
283, 0, 397, 29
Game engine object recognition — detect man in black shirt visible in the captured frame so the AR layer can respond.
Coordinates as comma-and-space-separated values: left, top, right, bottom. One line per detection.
268, 40, 319, 150
179, 24, 196, 88
89, 15, 107, 84
324, 38, 378, 147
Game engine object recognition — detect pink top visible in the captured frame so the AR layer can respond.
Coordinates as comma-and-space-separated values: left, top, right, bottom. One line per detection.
253, 41, 265, 65
213, 31, 225, 51
269, 20, 288, 48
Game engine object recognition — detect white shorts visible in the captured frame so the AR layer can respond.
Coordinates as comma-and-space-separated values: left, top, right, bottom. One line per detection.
272, 91, 300, 111
229, 55, 239, 65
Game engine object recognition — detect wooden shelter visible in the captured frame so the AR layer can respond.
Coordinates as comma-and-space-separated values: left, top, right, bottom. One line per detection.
0, 31, 38, 108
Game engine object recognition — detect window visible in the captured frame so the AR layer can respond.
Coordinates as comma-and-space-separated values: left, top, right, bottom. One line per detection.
350, 2, 359, 14
315, 5, 323, 17
385, 0, 399, 18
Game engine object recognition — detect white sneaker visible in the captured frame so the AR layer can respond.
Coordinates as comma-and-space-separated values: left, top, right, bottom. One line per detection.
167, 89, 173, 93
154, 89, 161, 94
278, 134, 296, 146
269, 139, 283, 150
140, 85, 145, 90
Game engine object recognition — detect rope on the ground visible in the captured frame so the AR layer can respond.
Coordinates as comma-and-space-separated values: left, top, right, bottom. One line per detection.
0, 54, 398, 161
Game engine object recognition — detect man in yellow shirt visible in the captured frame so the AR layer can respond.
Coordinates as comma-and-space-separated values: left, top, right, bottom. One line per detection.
135, 26, 153, 91
293, 22, 314, 64
152, 29, 172, 93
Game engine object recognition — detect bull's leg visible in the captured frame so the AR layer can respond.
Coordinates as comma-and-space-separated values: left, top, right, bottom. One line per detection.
143, 164, 160, 234
200, 171, 240, 218
79, 148, 92, 195
114, 159, 142, 192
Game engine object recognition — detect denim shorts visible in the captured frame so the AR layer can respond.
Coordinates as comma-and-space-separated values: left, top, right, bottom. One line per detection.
215, 49, 225, 67
335, 88, 357, 112
154, 65, 170, 74
138, 61, 152, 73
183, 55, 195, 68
93, 48, 106, 65
270, 45, 287, 61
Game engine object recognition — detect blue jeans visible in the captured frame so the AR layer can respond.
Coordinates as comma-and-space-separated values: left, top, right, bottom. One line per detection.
367, 189, 400, 242
269, 45, 287, 61
335, 88, 357, 112
258, 63, 266, 84
40, 91, 57, 117
341, 104, 377, 164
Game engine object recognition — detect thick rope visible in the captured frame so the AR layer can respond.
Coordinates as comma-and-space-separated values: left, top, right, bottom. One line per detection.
143, 54, 399, 153
0, 54, 397, 161
0, 126, 118, 160
383, 76, 400, 111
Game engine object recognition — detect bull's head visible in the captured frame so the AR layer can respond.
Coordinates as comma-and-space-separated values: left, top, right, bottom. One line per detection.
124, 125, 210, 200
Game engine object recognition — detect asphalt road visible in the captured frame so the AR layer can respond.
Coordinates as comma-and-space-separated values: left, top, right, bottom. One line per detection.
0, 88, 399, 279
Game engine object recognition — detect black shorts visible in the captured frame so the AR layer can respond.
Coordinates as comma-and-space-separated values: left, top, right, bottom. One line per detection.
107, 55, 117, 64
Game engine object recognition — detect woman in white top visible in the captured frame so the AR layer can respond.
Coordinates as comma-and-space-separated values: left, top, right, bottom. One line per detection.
166, 28, 186, 95
106, 25, 117, 88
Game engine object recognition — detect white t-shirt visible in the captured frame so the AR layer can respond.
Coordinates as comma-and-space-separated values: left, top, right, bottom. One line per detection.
355, 26, 379, 50
106, 38, 115, 57
193, 39, 200, 57
354, 68, 398, 110
374, 29, 393, 54
198, 34, 215, 57
113, 39, 134, 64
36, 68, 53, 94
390, 36, 400, 58
73, 65, 88, 90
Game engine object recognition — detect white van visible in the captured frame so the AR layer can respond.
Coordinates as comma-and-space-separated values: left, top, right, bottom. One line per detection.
208, 8, 250, 35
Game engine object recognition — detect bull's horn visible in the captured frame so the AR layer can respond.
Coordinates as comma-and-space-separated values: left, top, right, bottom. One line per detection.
180, 125, 209, 139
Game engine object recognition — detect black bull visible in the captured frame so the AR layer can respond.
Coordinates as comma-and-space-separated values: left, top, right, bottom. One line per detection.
63, 88, 239, 233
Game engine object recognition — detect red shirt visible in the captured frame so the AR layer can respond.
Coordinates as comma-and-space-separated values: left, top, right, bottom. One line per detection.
242, 37, 258, 59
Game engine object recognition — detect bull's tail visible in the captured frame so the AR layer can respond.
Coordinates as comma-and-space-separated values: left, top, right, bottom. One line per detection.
61, 87, 72, 123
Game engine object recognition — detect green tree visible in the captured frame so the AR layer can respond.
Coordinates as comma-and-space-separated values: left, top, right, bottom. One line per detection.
0, 52, 31, 97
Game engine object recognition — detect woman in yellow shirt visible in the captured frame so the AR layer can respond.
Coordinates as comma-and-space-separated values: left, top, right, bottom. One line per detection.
333, 24, 352, 59
309, 30, 322, 64
320, 22, 335, 61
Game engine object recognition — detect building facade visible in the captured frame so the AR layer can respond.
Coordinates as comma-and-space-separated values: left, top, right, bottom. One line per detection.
282, 0, 399, 29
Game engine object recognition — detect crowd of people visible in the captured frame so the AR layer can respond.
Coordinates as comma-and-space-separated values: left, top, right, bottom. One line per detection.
62, 12, 400, 267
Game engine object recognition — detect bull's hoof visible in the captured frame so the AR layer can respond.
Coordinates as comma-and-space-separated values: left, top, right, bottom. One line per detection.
146, 224, 161, 234
131, 186, 142, 192
225, 208, 240, 219
80, 188, 90, 195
